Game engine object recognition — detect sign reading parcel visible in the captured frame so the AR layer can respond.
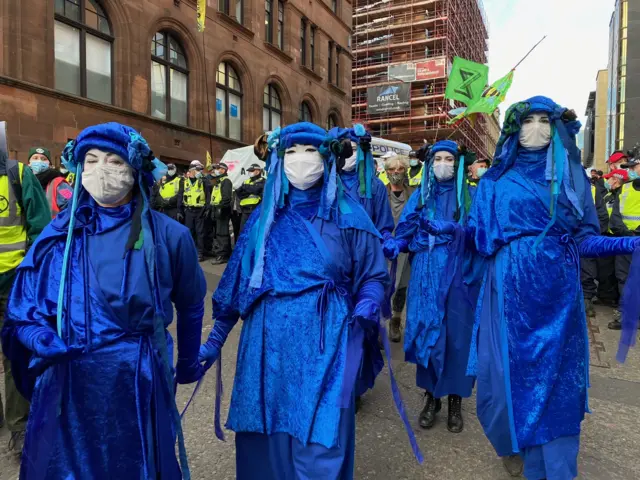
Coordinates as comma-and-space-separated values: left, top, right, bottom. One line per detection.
367, 84, 411, 114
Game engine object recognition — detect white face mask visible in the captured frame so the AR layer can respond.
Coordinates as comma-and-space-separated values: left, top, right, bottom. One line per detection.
433, 152, 455, 182
82, 148, 135, 207
284, 144, 325, 190
519, 113, 551, 150
342, 142, 358, 172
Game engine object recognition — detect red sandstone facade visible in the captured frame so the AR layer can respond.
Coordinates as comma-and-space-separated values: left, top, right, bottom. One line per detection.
0, 0, 353, 166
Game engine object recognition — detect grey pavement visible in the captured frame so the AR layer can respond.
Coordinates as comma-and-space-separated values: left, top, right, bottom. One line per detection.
1, 262, 639, 479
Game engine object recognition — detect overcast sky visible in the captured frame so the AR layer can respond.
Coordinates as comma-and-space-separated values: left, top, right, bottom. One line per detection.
483, 0, 615, 124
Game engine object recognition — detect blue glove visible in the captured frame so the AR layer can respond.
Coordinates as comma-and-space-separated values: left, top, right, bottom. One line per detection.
383, 237, 400, 260
420, 218, 460, 236
199, 315, 238, 367
175, 301, 205, 385
353, 281, 384, 331
579, 235, 640, 258
16, 325, 68, 359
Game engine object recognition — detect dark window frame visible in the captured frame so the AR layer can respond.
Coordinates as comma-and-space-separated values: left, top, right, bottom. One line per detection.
335, 46, 340, 87
310, 26, 316, 70
263, 84, 282, 131
299, 101, 312, 123
216, 62, 243, 140
327, 113, 338, 130
265, 0, 273, 43
151, 31, 190, 125
54, 0, 114, 103
220, 0, 243, 24
277, 0, 285, 50
328, 41, 333, 84
300, 18, 307, 66
332, 0, 338, 15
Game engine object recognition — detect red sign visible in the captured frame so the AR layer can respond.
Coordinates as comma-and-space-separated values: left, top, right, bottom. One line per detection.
415, 58, 447, 81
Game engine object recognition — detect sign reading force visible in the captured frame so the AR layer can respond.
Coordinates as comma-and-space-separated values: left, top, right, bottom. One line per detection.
367, 84, 411, 114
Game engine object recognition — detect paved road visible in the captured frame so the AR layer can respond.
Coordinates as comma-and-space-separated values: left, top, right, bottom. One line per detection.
2, 262, 640, 479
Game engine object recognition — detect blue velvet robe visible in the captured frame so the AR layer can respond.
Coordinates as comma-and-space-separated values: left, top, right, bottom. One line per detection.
341, 169, 395, 236
1, 197, 206, 479
395, 180, 476, 398
213, 185, 389, 478
468, 148, 599, 455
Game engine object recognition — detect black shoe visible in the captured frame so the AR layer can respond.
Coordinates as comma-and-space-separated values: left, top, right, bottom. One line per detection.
502, 455, 524, 477
8, 430, 25, 453
198, 255, 204, 262
447, 394, 464, 433
355, 396, 362, 414
585, 299, 596, 318
388, 316, 402, 343
210, 256, 229, 265
418, 391, 441, 429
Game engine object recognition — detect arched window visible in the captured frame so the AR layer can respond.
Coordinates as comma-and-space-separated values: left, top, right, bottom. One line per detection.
298, 102, 312, 123
327, 113, 339, 130
151, 32, 188, 125
54, 0, 113, 103
263, 84, 282, 132
216, 62, 242, 141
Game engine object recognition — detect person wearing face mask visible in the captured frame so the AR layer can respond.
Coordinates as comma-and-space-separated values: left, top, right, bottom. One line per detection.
28, 147, 73, 218
460, 96, 640, 480
1, 123, 207, 479
606, 150, 628, 172
467, 158, 490, 197
235, 163, 266, 235
197, 122, 401, 478
382, 140, 477, 436
407, 150, 423, 187
151, 163, 184, 223
383, 155, 416, 343
209, 162, 233, 265
608, 159, 640, 331
183, 160, 210, 261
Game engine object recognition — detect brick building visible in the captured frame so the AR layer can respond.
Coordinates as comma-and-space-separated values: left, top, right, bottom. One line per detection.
0, 0, 353, 167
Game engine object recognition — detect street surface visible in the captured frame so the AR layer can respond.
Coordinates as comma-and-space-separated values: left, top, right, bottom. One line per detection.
2, 261, 640, 479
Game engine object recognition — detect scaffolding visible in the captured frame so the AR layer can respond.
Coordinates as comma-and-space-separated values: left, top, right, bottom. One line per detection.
351, 0, 496, 158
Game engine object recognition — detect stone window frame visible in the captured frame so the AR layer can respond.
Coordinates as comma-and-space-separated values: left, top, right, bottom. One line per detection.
216, 61, 243, 141
263, 83, 283, 132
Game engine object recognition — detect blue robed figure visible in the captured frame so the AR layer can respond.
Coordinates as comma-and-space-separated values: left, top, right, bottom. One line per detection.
198, 123, 391, 479
1, 123, 206, 479
468, 96, 640, 480
384, 140, 477, 434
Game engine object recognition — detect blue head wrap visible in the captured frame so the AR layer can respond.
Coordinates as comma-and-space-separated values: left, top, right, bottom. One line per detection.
328, 124, 375, 199
485, 96, 585, 248
247, 122, 334, 288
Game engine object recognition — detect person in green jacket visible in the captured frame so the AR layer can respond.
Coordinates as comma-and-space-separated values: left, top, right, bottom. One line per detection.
0, 146, 51, 457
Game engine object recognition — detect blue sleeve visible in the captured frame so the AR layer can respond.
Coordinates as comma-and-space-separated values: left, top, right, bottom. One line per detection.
394, 189, 421, 245
468, 177, 503, 257
55, 181, 74, 211
372, 180, 395, 238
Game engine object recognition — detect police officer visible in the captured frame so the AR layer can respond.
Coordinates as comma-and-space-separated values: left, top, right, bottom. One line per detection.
152, 163, 184, 222
0, 123, 50, 455
235, 163, 265, 234
210, 162, 233, 265
608, 162, 640, 329
407, 150, 423, 187
183, 160, 210, 262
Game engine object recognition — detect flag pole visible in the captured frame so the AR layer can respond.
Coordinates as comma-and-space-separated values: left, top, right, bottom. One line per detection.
512, 36, 547, 71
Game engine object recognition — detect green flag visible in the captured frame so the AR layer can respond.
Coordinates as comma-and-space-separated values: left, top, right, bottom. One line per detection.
445, 57, 489, 106
465, 70, 515, 115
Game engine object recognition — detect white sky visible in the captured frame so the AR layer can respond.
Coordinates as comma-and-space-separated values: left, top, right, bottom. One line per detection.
483, 0, 615, 124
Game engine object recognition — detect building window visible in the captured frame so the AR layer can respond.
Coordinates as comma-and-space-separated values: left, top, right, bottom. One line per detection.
236, 0, 243, 23
216, 62, 242, 141
335, 47, 340, 87
265, 0, 272, 43
300, 19, 307, 66
54, 0, 113, 103
328, 42, 333, 84
263, 84, 282, 132
310, 27, 316, 70
299, 102, 313, 123
332, 0, 338, 14
327, 113, 338, 130
220, 0, 242, 23
277, 1, 284, 49
151, 32, 188, 125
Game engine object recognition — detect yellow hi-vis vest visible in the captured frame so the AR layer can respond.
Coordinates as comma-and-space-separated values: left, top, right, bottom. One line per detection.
591, 185, 596, 202
407, 166, 423, 187
159, 176, 181, 200
0, 162, 27, 274
183, 178, 205, 207
620, 182, 640, 230
378, 171, 389, 186
239, 178, 262, 207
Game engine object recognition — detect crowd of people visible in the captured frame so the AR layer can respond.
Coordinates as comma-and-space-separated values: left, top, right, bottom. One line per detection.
0, 94, 638, 480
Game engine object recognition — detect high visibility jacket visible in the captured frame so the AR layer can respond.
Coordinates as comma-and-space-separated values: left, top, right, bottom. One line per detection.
238, 178, 263, 207
620, 182, 640, 230
591, 185, 596, 202
378, 171, 390, 186
0, 162, 27, 274
46, 177, 67, 218
407, 167, 423, 187
160, 176, 181, 200
183, 178, 205, 207
66, 172, 75, 185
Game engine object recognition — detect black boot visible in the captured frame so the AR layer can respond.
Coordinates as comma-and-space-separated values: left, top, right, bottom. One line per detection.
608, 309, 622, 330
447, 394, 464, 433
418, 391, 441, 429
584, 298, 596, 318
388, 316, 402, 343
